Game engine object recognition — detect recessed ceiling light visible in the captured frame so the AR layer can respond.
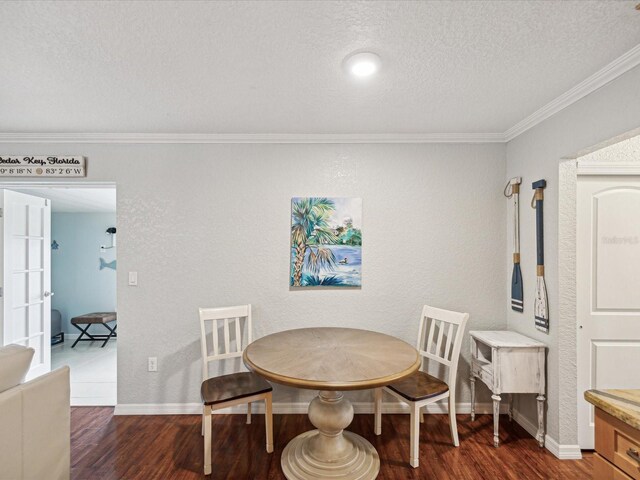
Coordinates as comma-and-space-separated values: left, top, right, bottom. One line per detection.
343, 52, 381, 78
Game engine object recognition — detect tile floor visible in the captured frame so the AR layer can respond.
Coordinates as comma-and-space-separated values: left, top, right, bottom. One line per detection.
52, 337, 117, 406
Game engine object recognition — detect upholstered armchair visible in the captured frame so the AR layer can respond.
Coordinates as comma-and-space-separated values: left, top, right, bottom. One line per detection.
0, 344, 70, 480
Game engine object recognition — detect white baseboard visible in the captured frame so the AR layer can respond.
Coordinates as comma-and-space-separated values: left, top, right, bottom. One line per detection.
114, 401, 508, 416
71, 397, 117, 407
115, 403, 203, 415
512, 410, 582, 460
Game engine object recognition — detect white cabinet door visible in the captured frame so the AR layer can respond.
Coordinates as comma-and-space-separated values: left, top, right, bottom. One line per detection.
0, 190, 51, 380
577, 176, 640, 448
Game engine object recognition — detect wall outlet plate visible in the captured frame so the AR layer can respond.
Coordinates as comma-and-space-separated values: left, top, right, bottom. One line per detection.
148, 357, 157, 372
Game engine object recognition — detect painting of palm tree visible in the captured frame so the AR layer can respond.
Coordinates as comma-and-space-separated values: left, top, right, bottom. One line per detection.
291, 197, 362, 287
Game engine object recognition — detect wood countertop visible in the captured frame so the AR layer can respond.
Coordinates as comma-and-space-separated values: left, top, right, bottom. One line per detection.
584, 389, 640, 431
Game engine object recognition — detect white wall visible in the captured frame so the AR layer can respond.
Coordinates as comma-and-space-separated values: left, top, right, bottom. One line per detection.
505, 64, 640, 446
51, 213, 117, 334
1, 143, 505, 407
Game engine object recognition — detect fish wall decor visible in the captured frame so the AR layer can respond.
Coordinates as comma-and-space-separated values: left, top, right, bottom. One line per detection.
99, 258, 117, 271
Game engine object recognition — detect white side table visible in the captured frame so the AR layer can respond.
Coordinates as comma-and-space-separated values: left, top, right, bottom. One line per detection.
469, 330, 546, 448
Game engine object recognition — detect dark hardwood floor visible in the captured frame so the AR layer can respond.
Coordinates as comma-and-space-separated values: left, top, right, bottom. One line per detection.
71, 407, 592, 479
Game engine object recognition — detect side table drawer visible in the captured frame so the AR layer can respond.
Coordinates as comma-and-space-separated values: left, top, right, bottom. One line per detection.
471, 362, 493, 389
594, 453, 634, 480
595, 409, 640, 480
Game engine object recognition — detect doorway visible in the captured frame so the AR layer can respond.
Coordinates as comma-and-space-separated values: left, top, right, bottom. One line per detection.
575, 156, 640, 448
1, 185, 117, 406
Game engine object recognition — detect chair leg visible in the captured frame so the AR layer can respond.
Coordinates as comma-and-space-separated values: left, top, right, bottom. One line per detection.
448, 395, 459, 446
420, 406, 425, 424
410, 402, 420, 468
247, 401, 252, 425
203, 405, 212, 475
71, 323, 92, 348
374, 388, 382, 435
265, 394, 274, 453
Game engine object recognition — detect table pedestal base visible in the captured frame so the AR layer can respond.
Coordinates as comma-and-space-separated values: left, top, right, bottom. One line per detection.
282, 430, 379, 479
281, 391, 380, 480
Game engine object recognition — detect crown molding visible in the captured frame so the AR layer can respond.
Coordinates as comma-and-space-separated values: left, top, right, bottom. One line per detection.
504, 43, 640, 142
0, 132, 506, 144
1, 45, 638, 145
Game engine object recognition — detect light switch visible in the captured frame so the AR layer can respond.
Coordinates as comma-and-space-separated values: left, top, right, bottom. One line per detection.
128, 271, 138, 286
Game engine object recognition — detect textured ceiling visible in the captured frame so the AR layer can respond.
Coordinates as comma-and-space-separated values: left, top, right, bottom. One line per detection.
1, 1, 639, 134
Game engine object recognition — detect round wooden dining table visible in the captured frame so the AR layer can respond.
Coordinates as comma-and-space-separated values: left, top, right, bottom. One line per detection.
243, 327, 420, 480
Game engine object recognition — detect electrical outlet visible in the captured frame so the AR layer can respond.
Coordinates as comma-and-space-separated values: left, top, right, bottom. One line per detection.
148, 357, 157, 372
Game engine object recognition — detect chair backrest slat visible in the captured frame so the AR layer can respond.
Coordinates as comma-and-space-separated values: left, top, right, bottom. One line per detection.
435, 320, 445, 357
223, 318, 230, 353
235, 317, 242, 353
425, 317, 436, 356
417, 305, 469, 390
444, 322, 455, 361
199, 305, 252, 381
417, 316, 427, 351
212, 322, 219, 357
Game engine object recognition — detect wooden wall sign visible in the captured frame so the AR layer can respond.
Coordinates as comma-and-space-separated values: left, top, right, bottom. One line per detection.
0, 156, 85, 177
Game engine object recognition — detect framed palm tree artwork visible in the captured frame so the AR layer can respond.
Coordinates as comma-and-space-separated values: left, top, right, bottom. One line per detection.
291, 197, 362, 287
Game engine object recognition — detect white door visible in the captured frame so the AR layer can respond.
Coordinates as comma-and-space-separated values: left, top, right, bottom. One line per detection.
0, 190, 51, 380
577, 175, 640, 448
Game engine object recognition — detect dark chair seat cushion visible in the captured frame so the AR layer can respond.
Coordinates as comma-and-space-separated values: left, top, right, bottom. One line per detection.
387, 371, 449, 402
71, 312, 117, 324
201, 372, 272, 406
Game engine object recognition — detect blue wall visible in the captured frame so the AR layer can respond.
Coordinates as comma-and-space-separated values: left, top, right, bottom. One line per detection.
51, 213, 117, 334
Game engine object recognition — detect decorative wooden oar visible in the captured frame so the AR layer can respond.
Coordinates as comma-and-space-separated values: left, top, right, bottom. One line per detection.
506, 177, 523, 312
532, 179, 549, 333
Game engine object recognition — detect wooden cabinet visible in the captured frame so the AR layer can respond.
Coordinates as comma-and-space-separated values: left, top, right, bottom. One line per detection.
594, 454, 634, 480
469, 330, 546, 447
594, 408, 640, 480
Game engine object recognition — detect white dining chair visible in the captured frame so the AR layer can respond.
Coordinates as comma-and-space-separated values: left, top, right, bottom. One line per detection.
199, 304, 273, 476
374, 305, 469, 468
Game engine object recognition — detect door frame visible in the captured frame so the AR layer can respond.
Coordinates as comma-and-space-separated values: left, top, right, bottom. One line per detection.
0, 181, 115, 189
